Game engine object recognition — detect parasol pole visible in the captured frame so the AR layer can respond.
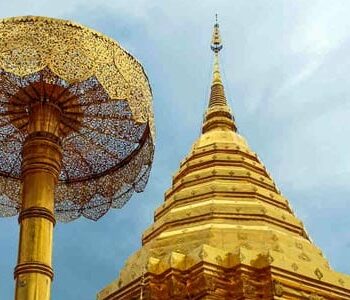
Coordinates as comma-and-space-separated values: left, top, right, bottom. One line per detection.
15, 103, 62, 300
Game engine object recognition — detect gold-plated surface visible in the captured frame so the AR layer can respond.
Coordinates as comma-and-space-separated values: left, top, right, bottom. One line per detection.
0, 15, 154, 300
0, 16, 155, 221
0, 16, 153, 131
211, 53, 223, 86
204, 20, 236, 133
15, 104, 61, 300
211, 16, 222, 53
98, 19, 350, 300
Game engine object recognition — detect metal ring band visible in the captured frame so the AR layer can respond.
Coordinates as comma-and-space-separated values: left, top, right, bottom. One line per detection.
18, 207, 56, 226
14, 262, 54, 280
25, 131, 61, 145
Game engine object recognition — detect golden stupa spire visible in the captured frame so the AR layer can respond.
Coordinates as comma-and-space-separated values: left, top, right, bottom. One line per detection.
203, 15, 237, 132
99, 16, 350, 300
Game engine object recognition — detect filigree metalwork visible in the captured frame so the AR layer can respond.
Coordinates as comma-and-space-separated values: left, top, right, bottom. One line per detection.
0, 16, 154, 221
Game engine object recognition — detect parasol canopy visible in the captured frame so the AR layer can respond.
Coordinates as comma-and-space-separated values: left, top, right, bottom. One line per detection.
0, 16, 155, 222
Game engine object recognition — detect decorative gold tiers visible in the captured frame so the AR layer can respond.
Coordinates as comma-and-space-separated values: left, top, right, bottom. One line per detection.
98, 19, 350, 300
99, 127, 350, 299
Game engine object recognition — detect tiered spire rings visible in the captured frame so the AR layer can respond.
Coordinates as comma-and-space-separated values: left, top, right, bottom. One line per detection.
203, 15, 237, 133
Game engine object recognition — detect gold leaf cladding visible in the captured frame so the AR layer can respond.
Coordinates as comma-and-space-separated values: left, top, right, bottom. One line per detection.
299, 252, 311, 262
0, 16, 153, 136
314, 268, 323, 280
309, 293, 325, 300
273, 280, 283, 297
0, 16, 155, 221
291, 263, 299, 271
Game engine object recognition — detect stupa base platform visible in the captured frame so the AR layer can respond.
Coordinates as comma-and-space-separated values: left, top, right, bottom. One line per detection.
98, 245, 350, 300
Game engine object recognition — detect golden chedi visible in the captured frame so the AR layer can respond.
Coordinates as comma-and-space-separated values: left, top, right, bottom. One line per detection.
98, 19, 350, 300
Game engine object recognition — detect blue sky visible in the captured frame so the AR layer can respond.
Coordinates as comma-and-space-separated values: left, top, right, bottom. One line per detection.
1, 1, 350, 299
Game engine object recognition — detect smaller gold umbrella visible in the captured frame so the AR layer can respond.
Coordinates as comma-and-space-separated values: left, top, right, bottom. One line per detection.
0, 16, 155, 300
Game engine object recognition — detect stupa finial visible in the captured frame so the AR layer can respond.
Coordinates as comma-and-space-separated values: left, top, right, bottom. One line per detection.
203, 16, 237, 132
211, 14, 223, 53
209, 15, 225, 101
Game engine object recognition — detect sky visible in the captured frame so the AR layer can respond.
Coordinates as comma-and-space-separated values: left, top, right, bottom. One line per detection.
1, 0, 350, 299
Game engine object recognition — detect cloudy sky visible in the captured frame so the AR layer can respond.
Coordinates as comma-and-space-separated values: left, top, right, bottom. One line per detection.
1, 0, 350, 299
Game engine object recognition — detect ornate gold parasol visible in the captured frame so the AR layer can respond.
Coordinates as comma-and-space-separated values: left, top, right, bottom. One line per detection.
0, 16, 154, 299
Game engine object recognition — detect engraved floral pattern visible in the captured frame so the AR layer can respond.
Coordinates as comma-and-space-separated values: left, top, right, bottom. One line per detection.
0, 16, 154, 221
